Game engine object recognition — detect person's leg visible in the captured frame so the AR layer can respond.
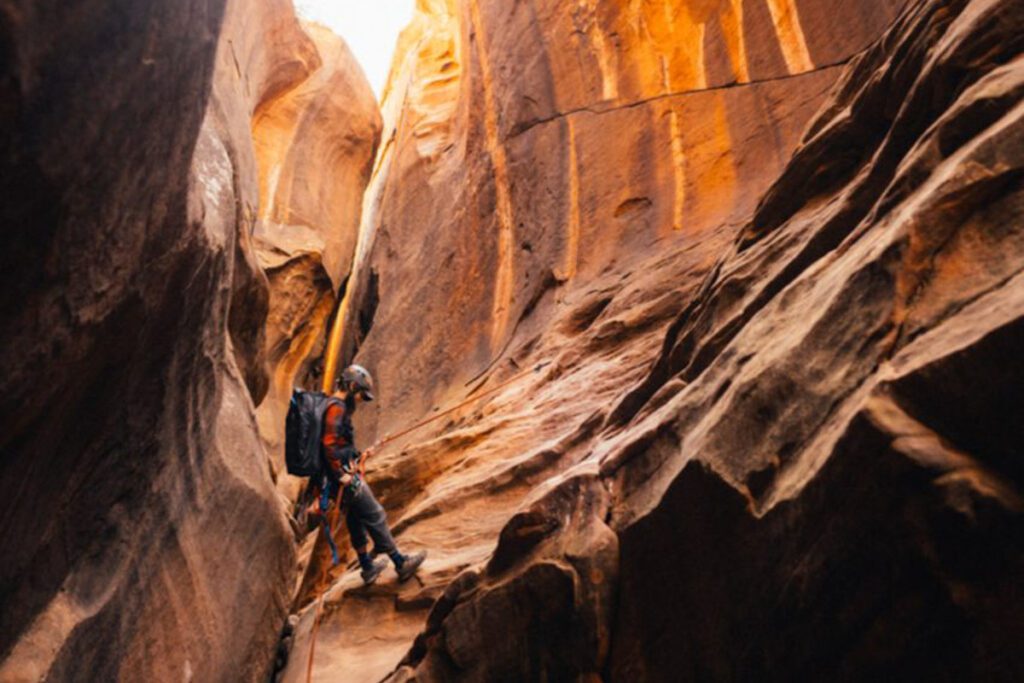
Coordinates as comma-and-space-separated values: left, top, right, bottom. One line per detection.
348, 484, 426, 581
345, 495, 375, 572
350, 483, 405, 566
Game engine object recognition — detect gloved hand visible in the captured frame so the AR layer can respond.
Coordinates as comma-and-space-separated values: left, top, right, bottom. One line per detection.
338, 445, 360, 471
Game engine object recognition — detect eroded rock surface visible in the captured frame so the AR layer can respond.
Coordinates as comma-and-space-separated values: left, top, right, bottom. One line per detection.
284, 0, 1024, 681
345, 0, 907, 439
2, 0, 1020, 680
0, 1, 378, 680
252, 21, 382, 500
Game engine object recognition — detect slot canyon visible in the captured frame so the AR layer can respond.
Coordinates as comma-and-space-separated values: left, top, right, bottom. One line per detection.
1, 0, 1022, 680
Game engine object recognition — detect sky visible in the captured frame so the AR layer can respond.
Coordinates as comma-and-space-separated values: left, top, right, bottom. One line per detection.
295, 0, 416, 99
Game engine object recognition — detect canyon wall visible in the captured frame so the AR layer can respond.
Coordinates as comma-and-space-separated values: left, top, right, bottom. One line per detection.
0, 1, 377, 680
252, 21, 381, 499
346, 0, 908, 439
286, 0, 1024, 681
1, 0, 1019, 680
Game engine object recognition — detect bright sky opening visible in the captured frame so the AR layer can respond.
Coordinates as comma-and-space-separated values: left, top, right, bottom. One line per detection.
295, 0, 416, 99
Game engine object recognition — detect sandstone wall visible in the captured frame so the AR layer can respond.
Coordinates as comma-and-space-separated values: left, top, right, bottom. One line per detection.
346, 0, 907, 440
251, 22, 381, 499
0, 0, 377, 680
284, 0, 1024, 681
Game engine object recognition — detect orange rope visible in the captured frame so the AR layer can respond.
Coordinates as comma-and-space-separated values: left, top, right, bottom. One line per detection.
305, 594, 324, 683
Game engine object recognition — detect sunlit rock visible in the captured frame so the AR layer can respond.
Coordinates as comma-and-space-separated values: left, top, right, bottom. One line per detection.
285, 0, 1024, 681
251, 21, 382, 500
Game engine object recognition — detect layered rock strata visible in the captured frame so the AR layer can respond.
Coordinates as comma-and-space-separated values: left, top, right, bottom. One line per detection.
284, 0, 1024, 681
0, 1, 378, 680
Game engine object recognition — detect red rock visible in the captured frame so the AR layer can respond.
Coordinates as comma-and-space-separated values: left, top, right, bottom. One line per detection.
284, 0, 1024, 681
252, 21, 381, 500
3, 0, 1022, 680
345, 0, 905, 442
0, 1, 378, 681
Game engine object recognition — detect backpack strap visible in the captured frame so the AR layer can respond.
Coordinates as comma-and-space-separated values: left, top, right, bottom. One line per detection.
317, 473, 342, 566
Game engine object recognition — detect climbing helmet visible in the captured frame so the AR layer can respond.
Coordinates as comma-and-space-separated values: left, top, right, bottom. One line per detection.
340, 364, 375, 401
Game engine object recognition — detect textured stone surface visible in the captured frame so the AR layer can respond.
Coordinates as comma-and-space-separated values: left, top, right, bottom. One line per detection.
252, 21, 381, 499
604, 2, 1024, 677
253, 22, 381, 290
3, 0, 1020, 680
0, 0, 377, 680
282, 0, 1024, 681
345, 0, 907, 440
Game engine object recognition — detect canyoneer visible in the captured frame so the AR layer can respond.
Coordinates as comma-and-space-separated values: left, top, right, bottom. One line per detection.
302, 365, 427, 585
288, 366, 428, 585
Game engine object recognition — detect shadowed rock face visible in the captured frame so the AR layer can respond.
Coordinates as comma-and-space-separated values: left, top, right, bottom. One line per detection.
0, 1, 378, 681
280, 0, 1024, 681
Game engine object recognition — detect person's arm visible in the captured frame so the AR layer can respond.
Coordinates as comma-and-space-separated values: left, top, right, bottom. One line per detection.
338, 451, 355, 486
322, 404, 354, 487
357, 446, 374, 477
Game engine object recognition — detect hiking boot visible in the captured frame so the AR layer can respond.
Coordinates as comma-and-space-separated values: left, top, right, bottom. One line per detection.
360, 557, 388, 585
396, 550, 427, 582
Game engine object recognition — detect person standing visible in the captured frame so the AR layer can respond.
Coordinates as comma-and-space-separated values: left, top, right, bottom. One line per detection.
315, 364, 427, 584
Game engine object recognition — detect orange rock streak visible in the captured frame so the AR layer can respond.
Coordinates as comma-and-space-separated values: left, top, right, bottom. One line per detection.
573, 0, 619, 101
765, 0, 814, 73
669, 108, 687, 231
722, 0, 751, 82
469, 0, 516, 349
320, 289, 349, 393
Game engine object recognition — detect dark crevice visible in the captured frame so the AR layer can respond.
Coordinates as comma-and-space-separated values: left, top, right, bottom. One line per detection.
564, 295, 612, 334
358, 268, 380, 341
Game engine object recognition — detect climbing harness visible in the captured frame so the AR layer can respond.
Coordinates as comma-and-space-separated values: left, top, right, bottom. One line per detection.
319, 477, 342, 566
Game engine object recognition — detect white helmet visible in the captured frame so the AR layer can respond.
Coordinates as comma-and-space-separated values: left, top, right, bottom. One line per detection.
339, 364, 375, 401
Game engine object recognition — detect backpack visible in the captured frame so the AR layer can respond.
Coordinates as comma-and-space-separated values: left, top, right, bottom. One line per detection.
284, 389, 342, 477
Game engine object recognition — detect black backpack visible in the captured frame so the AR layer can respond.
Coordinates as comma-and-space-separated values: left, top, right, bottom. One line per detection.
284, 389, 341, 477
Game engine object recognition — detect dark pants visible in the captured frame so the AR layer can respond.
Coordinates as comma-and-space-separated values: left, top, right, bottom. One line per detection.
344, 483, 398, 555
